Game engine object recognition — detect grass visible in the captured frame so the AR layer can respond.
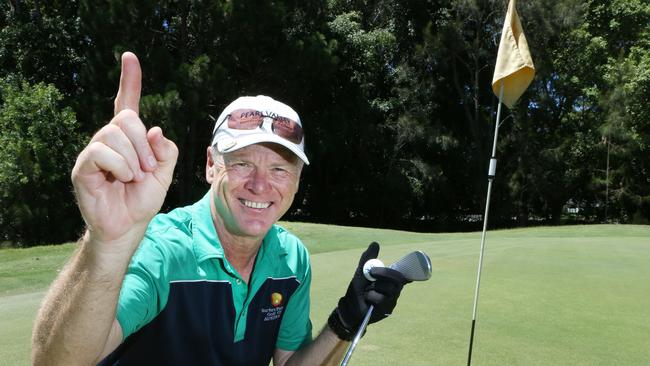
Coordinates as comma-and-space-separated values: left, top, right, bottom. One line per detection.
0, 243, 77, 366
1, 224, 649, 365
0, 243, 76, 297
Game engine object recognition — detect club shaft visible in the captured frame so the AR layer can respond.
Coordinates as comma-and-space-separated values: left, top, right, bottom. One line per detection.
340, 305, 374, 366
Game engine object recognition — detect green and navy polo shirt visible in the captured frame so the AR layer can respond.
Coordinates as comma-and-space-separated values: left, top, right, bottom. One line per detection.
98, 192, 313, 366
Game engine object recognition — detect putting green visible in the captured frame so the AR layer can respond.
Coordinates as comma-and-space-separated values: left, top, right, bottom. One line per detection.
0, 291, 44, 366
1, 224, 648, 365
310, 227, 650, 365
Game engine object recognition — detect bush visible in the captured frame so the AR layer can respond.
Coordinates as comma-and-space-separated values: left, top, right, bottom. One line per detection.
0, 76, 84, 246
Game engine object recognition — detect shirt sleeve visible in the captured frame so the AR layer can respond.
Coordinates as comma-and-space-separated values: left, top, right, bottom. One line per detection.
275, 253, 313, 350
116, 235, 171, 340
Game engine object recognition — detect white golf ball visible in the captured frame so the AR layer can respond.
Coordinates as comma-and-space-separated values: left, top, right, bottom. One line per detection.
363, 259, 385, 281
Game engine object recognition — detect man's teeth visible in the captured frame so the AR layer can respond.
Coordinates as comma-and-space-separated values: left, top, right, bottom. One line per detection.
241, 199, 271, 209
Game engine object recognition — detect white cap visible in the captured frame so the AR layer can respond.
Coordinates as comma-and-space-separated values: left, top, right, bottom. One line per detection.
211, 95, 309, 165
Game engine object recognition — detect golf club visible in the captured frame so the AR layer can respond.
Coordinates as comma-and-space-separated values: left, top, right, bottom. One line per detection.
340, 250, 432, 366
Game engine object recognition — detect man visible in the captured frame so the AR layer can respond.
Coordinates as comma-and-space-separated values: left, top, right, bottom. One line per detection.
32, 52, 408, 366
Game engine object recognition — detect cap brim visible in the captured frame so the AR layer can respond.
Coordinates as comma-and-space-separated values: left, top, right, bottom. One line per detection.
217, 133, 310, 165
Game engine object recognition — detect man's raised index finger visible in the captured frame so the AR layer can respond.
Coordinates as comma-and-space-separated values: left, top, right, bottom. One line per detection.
114, 52, 142, 116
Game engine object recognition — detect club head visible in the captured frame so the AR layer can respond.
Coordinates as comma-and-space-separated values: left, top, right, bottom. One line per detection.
388, 251, 432, 281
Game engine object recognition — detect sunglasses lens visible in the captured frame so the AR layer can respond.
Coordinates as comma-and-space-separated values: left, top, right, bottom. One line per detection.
226, 109, 303, 144
273, 118, 303, 144
228, 110, 264, 129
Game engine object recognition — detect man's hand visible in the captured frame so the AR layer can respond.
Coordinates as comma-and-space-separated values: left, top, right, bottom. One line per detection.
32, 52, 178, 366
71, 52, 178, 248
329, 242, 410, 341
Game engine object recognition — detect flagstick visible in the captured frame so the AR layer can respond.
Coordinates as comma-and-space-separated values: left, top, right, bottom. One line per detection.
467, 81, 504, 366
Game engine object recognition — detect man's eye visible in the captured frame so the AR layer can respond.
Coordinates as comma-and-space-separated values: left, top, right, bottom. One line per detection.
271, 167, 291, 178
228, 162, 252, 172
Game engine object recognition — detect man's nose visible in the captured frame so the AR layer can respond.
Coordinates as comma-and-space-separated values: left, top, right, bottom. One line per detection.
245, 168, 270, 193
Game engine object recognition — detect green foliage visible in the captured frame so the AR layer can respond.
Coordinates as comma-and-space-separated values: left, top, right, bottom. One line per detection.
1, 0, 649, 246
574, 0, 650, 223
0, 77, 83, 246
0, 0, 83, 96
600, 50, 650, 222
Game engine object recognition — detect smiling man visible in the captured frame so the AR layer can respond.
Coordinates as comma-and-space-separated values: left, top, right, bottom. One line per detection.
32, 53, 408, 366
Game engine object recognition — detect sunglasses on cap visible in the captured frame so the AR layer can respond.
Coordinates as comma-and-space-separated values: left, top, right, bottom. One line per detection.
215, 109, 304, 144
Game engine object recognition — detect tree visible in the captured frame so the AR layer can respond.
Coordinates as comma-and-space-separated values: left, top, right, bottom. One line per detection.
0, 0, 83, 96
76, 0, 340, 214
502, 0, 597, 224
1, 0, 649, 246
599, 49, 650, 223
0, 77, 83, 246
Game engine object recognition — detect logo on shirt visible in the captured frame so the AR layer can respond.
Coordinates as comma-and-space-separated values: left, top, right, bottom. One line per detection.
260, 292, 285, 322
271, 292, 283, 307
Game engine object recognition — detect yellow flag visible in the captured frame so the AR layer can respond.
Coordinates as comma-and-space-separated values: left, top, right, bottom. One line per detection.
492, 0, 535, 108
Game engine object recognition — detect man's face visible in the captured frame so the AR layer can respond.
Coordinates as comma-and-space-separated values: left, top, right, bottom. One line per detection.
206, 143, 303, 240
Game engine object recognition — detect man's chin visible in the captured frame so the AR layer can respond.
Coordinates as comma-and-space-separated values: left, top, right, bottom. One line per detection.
236, 219, 274, 239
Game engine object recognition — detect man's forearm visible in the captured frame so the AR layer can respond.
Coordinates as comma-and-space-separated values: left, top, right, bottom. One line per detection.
285, 325, 348, 366
31, 231, 138, 365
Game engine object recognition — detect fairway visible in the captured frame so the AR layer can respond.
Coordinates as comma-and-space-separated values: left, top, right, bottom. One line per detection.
1, 224, 649, 365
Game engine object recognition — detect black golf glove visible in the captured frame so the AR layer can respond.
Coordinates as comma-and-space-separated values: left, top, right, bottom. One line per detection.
328, 242, 411, 341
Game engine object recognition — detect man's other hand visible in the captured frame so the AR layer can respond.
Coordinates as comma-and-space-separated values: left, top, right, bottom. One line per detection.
330, 242, 410, 340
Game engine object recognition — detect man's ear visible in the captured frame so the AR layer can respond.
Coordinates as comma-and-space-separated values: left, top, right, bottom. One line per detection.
206, 146, 214, 183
